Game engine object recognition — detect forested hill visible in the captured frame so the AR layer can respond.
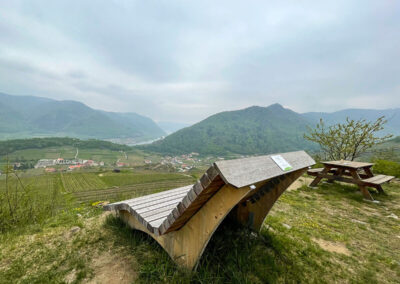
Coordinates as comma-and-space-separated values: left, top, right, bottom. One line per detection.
0, 137, 130, 156
144, 104, 316, 155
0, 92, 165, 141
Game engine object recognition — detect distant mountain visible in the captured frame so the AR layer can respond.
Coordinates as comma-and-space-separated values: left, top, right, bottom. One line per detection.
157, 121, 191, 134
145, 104, 400, 156
0, 92, 165, 140
145, 104, 316, 155
303, 108, 400, 136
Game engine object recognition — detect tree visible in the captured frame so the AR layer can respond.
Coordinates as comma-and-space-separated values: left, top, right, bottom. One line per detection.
304, 116, 393, 161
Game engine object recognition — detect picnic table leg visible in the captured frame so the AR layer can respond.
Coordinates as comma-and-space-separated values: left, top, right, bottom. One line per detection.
375, 185, 384, 194
364, 167, 384, 194
327, 168, 343, 183
363, 167, 374, 178
349, 170, 374, 201
326, 168, 336, 183
309, 166, 331, 187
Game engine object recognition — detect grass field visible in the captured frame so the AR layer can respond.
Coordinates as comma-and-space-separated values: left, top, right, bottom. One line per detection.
0, 170, 194, 198
0, 173, 399, 283
60, 173, 108, 193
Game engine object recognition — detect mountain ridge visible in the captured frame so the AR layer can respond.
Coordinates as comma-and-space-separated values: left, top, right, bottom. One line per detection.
145, 103, 400, 155
0, 92, 165, 140
145, 103, 316, 155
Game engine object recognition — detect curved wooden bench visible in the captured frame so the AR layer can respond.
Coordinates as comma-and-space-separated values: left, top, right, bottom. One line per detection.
104, 150, 315, 269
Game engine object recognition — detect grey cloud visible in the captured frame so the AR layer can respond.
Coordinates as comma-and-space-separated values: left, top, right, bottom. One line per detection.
0, 0, 399, 122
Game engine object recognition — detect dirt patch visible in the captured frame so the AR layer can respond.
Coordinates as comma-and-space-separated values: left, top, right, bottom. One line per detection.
312, 238, 351, 256
287, 177, 313, 191
87, 250, 137, 284
65, 269, 77, 284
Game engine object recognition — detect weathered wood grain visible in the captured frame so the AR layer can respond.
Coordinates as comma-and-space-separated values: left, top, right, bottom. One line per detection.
363, 174, 394, 185
214, 150, 315, 188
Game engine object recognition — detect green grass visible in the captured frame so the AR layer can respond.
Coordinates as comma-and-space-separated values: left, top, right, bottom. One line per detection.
1, 173, 399, 283
60, 173, 108, 193
98, 171, 193, 187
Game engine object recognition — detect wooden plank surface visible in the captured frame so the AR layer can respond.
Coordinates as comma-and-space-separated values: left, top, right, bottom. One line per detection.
307, 168, 324, 174
214, 150, 315, 188
323, 160, 373, 169
363, 174, 394, 185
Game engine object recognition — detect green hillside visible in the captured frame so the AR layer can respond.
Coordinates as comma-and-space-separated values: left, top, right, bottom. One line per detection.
0, 93, 165, 140
0, 137, 131, 157
145, 104, 316, 155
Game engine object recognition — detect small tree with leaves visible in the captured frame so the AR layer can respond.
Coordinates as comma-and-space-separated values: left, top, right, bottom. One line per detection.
304, 116, 393, 161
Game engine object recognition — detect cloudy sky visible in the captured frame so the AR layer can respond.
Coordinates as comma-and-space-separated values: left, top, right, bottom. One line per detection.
0, 1, 399, 123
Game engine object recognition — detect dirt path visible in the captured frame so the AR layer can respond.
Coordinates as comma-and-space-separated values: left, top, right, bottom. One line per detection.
287, 176, 313, 191
87, 251, 137, 284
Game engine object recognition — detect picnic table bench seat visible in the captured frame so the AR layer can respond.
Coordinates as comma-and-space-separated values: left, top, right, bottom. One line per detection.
362, 174, 395, 186
104, 150, 315, 269
307, 167, 339, 175
307, 168, 324, 174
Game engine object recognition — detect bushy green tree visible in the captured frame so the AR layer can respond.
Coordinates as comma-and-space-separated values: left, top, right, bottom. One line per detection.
304, 116, 392, 161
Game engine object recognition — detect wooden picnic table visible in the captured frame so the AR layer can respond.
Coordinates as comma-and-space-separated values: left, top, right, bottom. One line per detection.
307, 160, 395, 201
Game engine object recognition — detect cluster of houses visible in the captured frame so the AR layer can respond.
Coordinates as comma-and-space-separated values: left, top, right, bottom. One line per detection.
35, 158, 104, 171
160, 152, 201, 172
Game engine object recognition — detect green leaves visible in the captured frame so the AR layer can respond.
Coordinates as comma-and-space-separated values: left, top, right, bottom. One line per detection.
304, 116, 393, 161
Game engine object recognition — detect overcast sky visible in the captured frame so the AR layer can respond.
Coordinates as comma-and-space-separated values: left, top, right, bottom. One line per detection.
0, 1, 399, 123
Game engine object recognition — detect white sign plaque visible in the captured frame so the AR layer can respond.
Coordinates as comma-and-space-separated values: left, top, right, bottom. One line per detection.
271, 155, 293, 171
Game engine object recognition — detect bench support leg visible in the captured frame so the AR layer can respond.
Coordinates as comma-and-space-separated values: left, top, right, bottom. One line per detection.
230, 169, 306, 231
349, 170, 374, 201
309, 167, 331, 187
375, 185, 384, 194
117, 184, 252, 270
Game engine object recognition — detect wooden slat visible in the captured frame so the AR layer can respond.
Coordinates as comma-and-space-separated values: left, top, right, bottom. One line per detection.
130, 192, 188, 211
141, 204, 178, 218
363, 174, 394, 185
145, 210, 173, 222
323, 160, 373, 169
307, 168, 324, 173
136, 197, 185, 214
126, 185, 191, 206
149, 218, 166, 228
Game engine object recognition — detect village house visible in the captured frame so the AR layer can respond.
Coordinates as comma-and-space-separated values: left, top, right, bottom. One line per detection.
45, 168, 56, 173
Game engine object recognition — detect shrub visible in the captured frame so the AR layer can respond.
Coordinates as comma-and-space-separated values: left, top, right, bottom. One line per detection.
372, 159, 400, 178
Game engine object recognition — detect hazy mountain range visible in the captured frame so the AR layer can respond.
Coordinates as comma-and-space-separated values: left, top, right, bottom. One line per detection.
1, 92, 399, 155
0, 93, 165, 141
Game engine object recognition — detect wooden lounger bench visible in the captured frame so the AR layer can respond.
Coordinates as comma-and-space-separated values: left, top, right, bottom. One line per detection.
104, 150, 315, 269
